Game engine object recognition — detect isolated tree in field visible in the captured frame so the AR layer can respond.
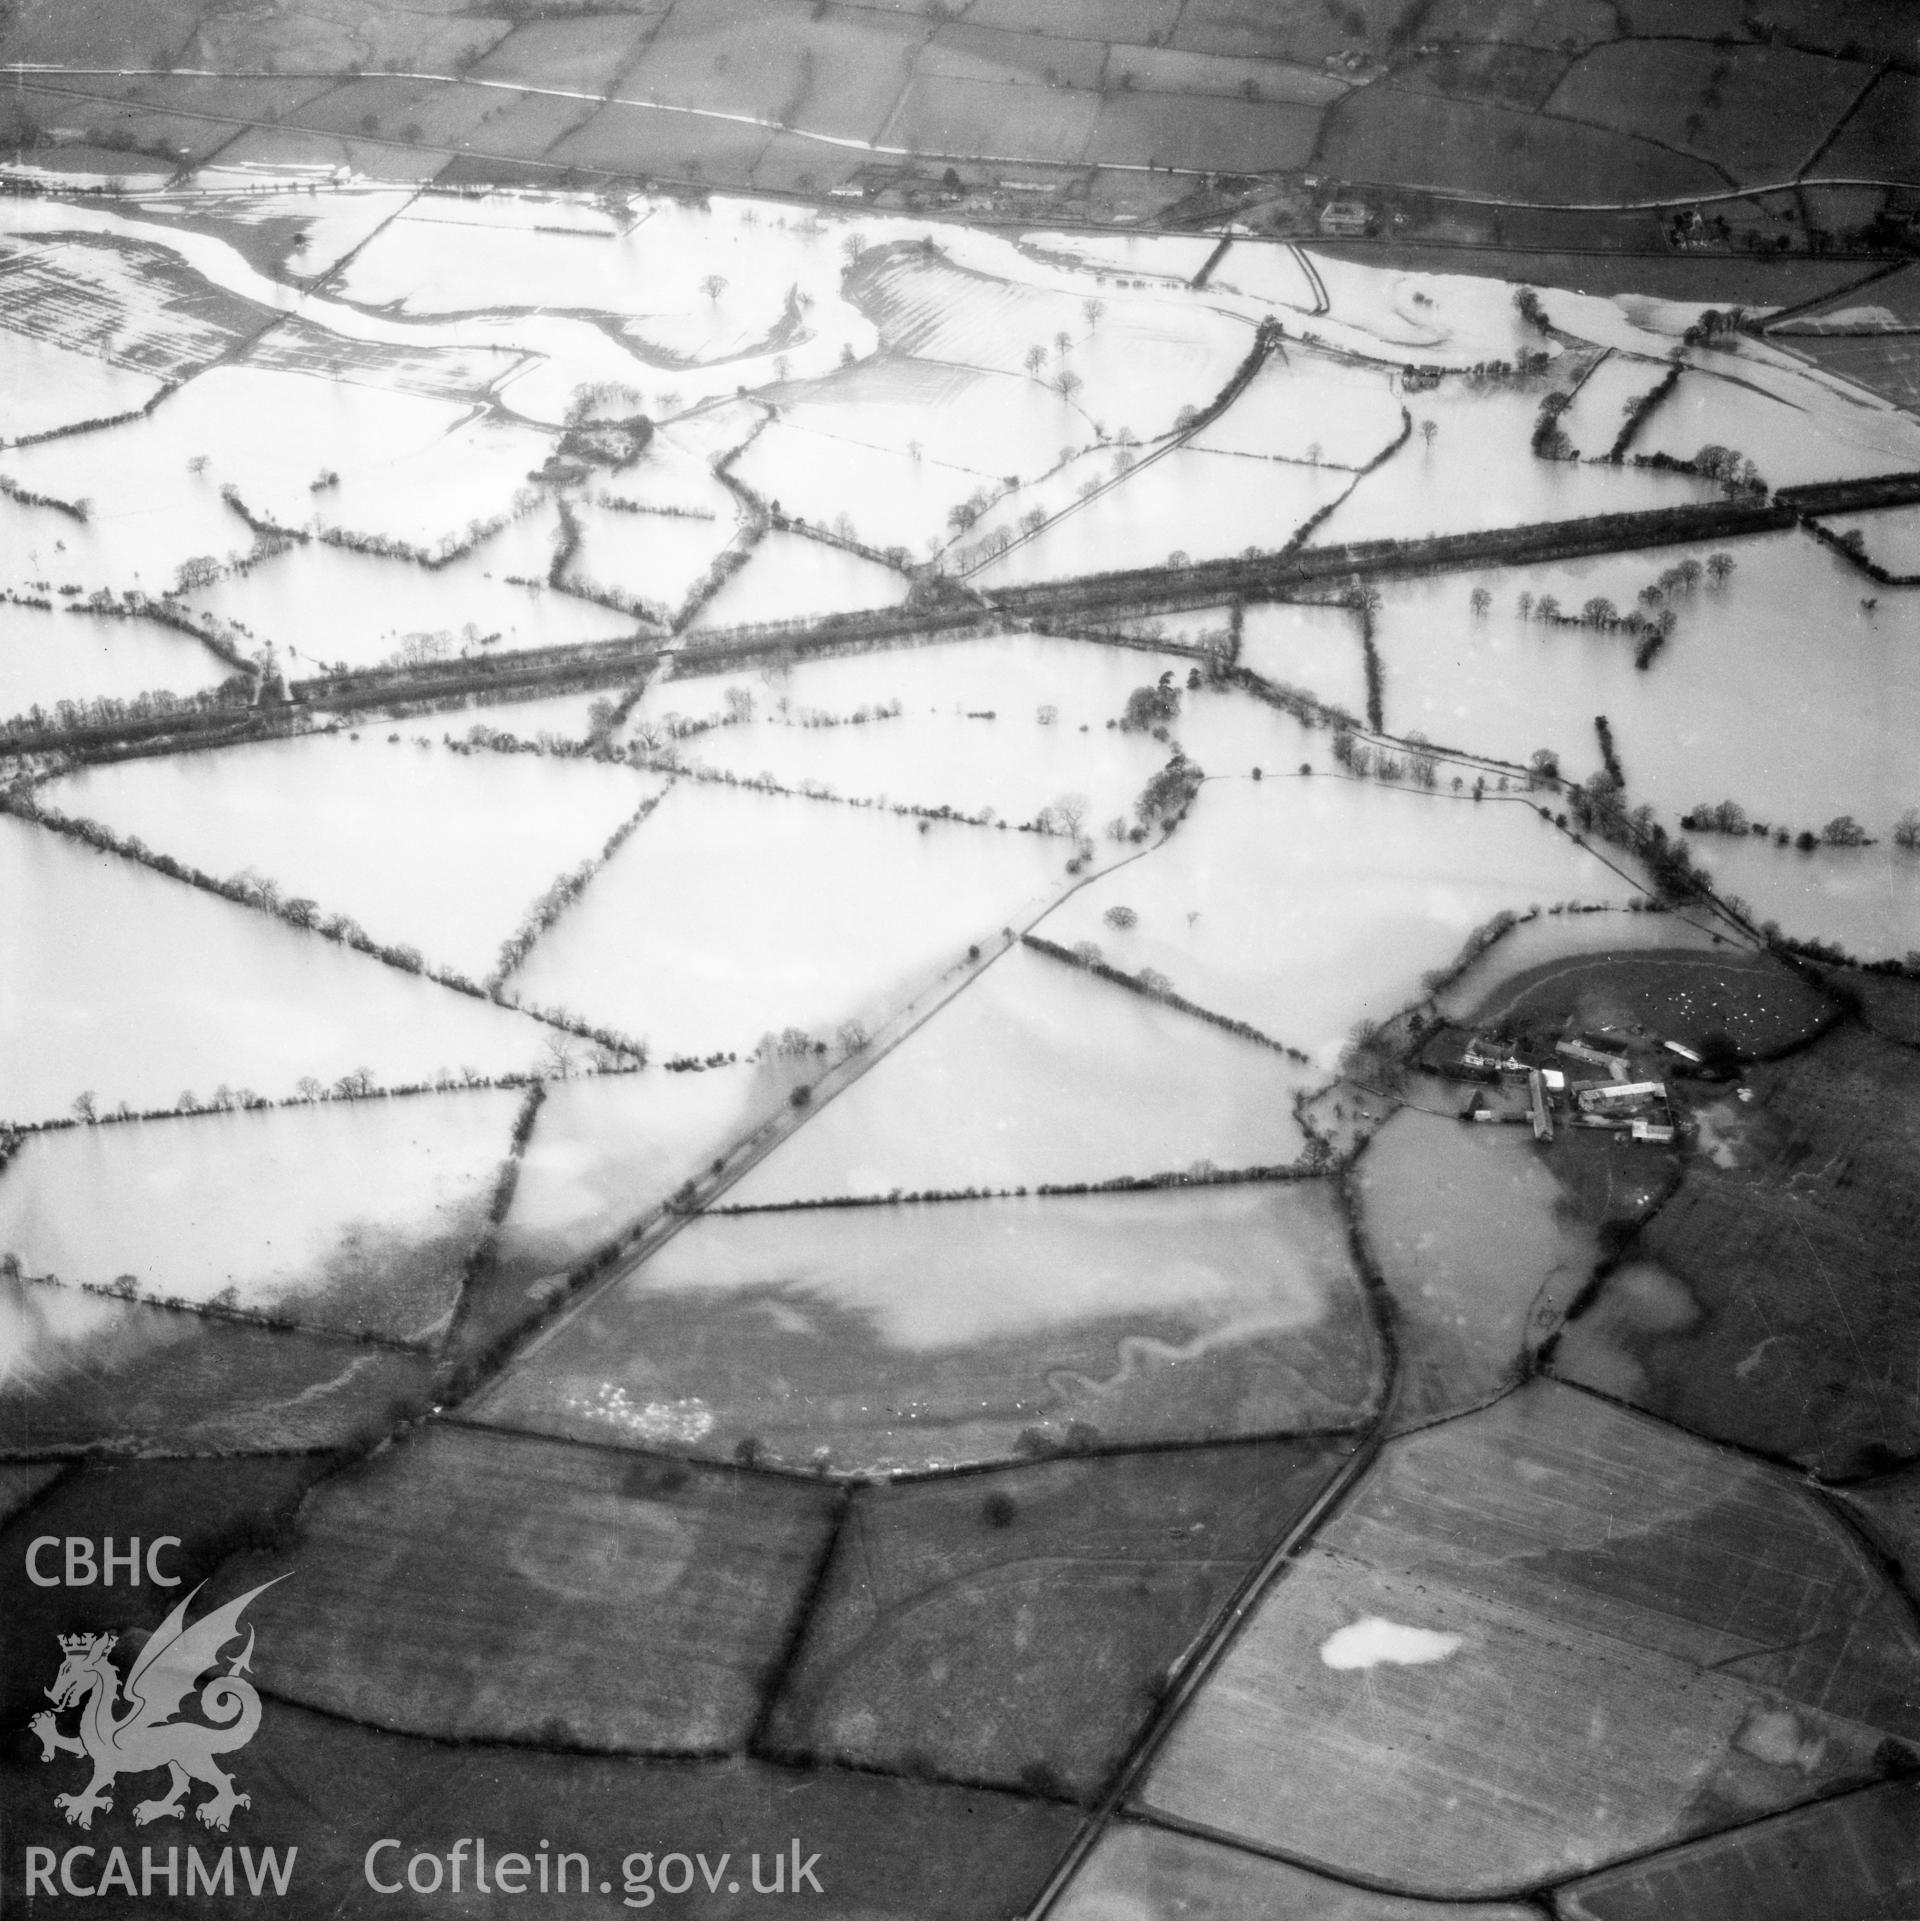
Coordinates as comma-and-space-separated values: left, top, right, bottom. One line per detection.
701, 273, 727, 302
1895, 808, 1920, 850
1083, 297, 1105, 330
1470, 586, 1492, 616
1057, 370, 1083, 401
1706, 550, 1735, 583
1306, 440, 1323, 466
1103, 903, 1138, 931
71, 1091, 97, 1124
1420, 418, 1437, 447
1055, 330, 1072, 359
1042, 792, 1090, 838
1024, 344, 1046, 377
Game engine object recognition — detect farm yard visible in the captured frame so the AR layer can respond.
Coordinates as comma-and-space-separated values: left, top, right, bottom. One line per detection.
4, 144, 1920, 1919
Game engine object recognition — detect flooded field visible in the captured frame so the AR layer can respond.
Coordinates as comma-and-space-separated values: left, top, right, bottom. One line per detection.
510, 780, 1070, 1059
1045, 774, 1645, 1064
0, 1087, 521, 1340
41, 734, 663, 981
640, 632, 1186, 827
1355, 1108, 1600, 1423
1368, 532, 1920, 860
475, 1182, 1379, 1474
1, 600, 230, 721
0, 814, 552, 1122
723, 941, 1315, 1202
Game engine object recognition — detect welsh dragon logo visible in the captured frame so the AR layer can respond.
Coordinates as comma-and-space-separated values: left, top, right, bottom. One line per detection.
29, 1579, 284, 1832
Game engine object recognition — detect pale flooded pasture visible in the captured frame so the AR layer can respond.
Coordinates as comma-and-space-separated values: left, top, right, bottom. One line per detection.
1819, 505, 1920, 574
42, 734, 665, 983
723, 941, 1315, 1204
971, 445, 1348, 585
0, 1086, 521, 1340
687, 530, 911, 629
753, 352, 1088, 491
1045, 776, 1646, 1065
0, 814, 553, 1123
640, 632, 1185, 827
0, 367, 549, 598
143, 177, 420, 280
183, 537, 638, 675
0, 601, 231, 720
1354, 1108, 1599, 1423
495, 1064, 782, 1279
1675, 828, 1920, 962
561, 499, 737, 626
1369, 532, 1920, 845
1142, 1381, 1920, 1895
1638, 362, 1920, 487
510, 779, 1072, 1059
1189, 347, 1409, 469
0, 330, 162, 440
475, 1182, 1380, 1474
1308, 384, 1715, 547
1235, 598, 1370, 718
1558, 352, 1675, 460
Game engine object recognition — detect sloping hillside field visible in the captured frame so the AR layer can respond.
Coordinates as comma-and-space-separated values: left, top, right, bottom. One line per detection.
3, 172, 1919, 1915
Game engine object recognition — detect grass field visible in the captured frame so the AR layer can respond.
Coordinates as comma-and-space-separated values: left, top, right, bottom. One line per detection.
1838, 1466, 1920, 1603
1317, 87, 1726, 205
0, 1275, 433, 1455
1141, 1380, 1920, 1894
1554, 1022, 1920, 1476
1055, 1822, 1543, 1920
1555, 1780, 1920, 1921
1543, 42, 1869, 187
221, 1422, 839, 1751
0, 1697, 1082, 1921
765, 1439, 1350, 1801
478, 1183, 1379, 1474
1461, 942, 1839, 1058
0, 1453, 338, 1728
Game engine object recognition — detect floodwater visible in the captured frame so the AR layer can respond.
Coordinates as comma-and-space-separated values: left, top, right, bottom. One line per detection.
1368, 531, 1920, 856
44, 734, 663, 982
722, 940, 1315, 1203
1045, 775, 1643, 1065
1, 602, 230, 720
477, 1181, 1380, 1473
0, 813, 550, 1121
0, 1086, 521, 1339
510, 779, 1071, 1059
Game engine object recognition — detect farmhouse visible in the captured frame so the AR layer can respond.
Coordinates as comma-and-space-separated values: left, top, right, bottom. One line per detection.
1318, 202, 1372, 237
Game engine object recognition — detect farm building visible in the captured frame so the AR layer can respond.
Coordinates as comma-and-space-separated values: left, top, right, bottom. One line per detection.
1318, 202, 1372, 237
